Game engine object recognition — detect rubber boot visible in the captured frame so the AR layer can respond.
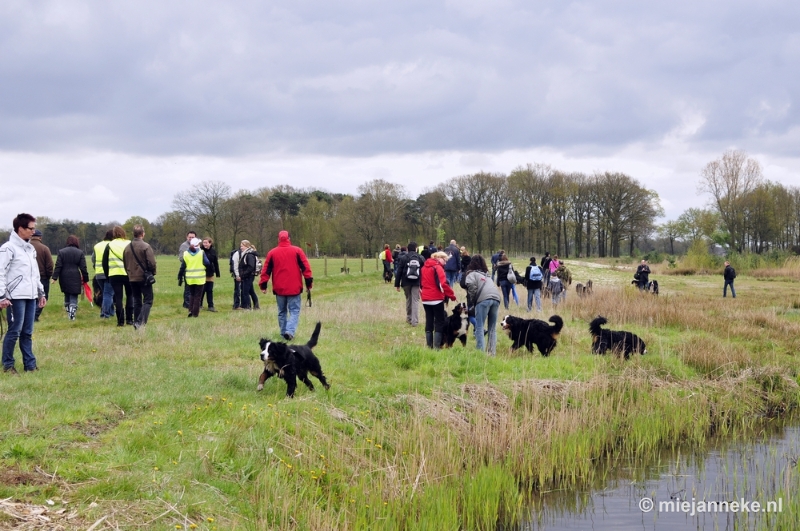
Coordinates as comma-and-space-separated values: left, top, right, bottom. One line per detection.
433, 332, 443, 350
425, 332, 433, 348
68, 305, 77, 321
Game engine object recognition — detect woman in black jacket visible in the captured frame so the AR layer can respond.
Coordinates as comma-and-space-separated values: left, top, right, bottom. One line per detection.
200, 237, 221, 312
52, 235, 89, 320
237, 240, 260, 310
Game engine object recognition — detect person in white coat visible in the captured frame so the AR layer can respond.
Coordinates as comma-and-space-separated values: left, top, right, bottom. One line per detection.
0, 213, 47, 374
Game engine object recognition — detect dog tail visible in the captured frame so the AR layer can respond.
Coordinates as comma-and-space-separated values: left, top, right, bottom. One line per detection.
307, 321, 322, 349
589, 316, 607, 336
548, 315, 564, 335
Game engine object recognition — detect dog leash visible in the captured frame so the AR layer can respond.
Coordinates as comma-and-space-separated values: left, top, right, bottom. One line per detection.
306, 290, 312, 308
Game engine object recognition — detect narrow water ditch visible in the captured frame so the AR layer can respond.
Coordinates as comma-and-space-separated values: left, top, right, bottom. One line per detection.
518, 422, 799, 530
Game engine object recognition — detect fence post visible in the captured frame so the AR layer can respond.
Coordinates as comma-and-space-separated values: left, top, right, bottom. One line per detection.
343, 255, 348, 274
324, 256, 327, 277
360, 255, 364, 273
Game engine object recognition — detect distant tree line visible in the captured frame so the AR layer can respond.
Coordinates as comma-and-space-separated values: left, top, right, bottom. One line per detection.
2, 151, 798, 259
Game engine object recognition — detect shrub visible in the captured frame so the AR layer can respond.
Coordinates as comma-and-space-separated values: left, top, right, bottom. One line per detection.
680, 240, 721, 273
643, 251, 663, 264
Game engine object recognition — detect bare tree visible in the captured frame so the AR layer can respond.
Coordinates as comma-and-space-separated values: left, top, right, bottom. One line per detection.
221, 191, 259, 252
508, 164, 553, 254
657, 220, 686, 255
698, 150, 763, 253
594, 172, 662, 257
567, 173, 592, 257
172, 180, 232, 247
348, 179, 409, 254
442, 172, 501, 253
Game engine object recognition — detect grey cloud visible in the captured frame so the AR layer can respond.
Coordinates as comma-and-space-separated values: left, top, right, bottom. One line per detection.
1, 1, 798, 157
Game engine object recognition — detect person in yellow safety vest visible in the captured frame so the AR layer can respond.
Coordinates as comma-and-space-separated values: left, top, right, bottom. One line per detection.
102, 225, 133, 327
178, 238, 209, 317
92, 230, 116, 319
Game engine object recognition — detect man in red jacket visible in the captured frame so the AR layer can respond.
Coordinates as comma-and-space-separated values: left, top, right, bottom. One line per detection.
259, 231, 313, 341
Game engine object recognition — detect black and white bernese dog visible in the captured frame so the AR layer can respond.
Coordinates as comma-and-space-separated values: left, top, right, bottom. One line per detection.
442, 302, 470, 348
631, 279, 659, 295
258, 321, 330, 397
588, 316, 647, 359
500, 314, 564, 356
649, 279, 659, 295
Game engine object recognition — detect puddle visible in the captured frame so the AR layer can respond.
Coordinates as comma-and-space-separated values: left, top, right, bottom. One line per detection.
520, 424, 799, 530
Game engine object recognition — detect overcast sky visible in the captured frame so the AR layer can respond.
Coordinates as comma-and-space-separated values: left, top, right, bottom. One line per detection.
1, 0, 798, 226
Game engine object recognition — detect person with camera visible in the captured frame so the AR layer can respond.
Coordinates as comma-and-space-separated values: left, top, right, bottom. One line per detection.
635, 259, 651, 291
123, 225, 157, 329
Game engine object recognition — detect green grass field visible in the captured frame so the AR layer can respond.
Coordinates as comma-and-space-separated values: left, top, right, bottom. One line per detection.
1, 255, 799, 530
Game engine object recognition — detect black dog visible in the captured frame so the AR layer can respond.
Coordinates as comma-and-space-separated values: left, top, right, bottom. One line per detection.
442, 302, 470, 348
588, 316, 647, 359
500, 315, 564, 356
257, 321, 330, 397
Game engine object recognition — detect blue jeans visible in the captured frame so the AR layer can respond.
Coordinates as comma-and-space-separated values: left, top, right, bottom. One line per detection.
474, 299, 499, 355
724, 280, 736, 298
3, 299, 37, 371
276, 294, 302, 338
498, 280, 512, 309
445, 270, 459, 287
102, 279, 115, 317
527, 288, 542, 312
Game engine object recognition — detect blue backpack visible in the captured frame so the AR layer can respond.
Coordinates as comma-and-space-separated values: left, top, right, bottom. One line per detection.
529, 266, 543, 282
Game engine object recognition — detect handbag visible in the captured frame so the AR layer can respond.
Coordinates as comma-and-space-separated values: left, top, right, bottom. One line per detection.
506, 265, 517, 284
132, 245, 156, 285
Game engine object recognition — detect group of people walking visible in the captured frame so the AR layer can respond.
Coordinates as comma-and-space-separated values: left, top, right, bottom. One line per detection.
1, 214, 314, 375
390, 239, 583, 356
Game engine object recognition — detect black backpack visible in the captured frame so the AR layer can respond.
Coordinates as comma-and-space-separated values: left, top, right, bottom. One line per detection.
406, 255, 421, 280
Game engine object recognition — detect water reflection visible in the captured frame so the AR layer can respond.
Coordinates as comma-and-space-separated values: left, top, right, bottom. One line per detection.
522, 424, 799, 530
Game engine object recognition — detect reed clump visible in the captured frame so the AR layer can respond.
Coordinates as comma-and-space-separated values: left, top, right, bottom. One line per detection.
751, 256, 800, 280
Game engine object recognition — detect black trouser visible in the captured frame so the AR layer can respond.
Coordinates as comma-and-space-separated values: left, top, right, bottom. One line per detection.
249, 281, 259, 308
423, 302, 447, 334
35, 279, 50, 320
130, 281, 154, 325
183, 283, 190, 308
109, 276, 132, 325
201, 281, 215, 308
188, 284, 203, 316
240, 277, 257, 309
233, 278, 241, 308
